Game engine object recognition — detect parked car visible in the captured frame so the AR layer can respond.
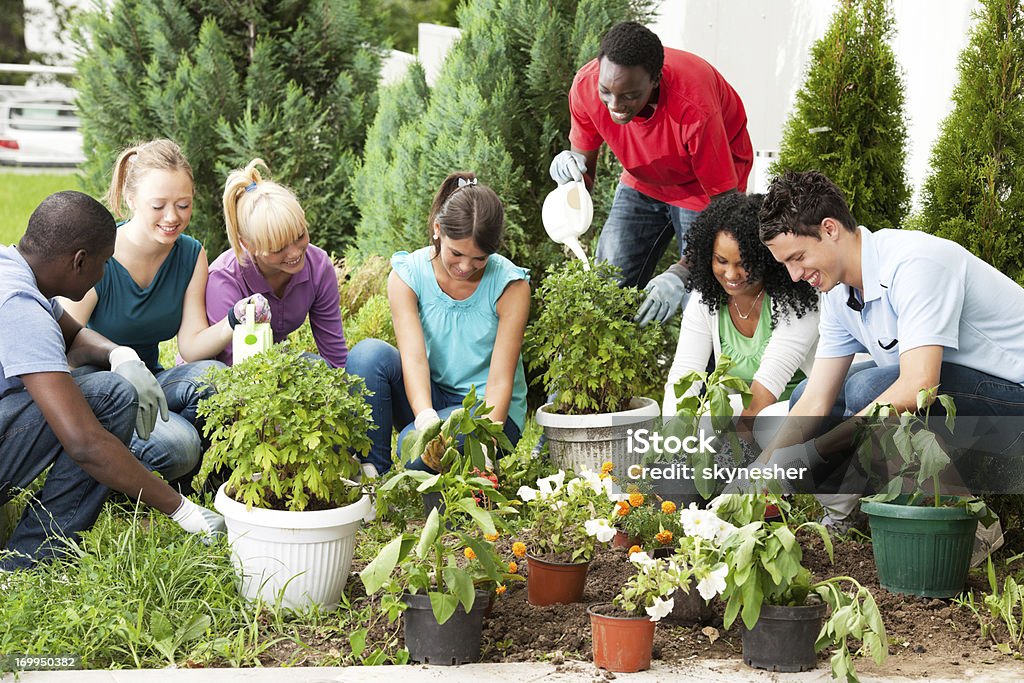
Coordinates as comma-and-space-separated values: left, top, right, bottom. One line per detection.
0, 92, 84, 166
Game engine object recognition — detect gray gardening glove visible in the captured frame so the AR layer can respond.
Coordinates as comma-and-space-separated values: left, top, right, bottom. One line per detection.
170, 496, 225, 543
548, 150, 587, 185
635, 264, 689, 327
109, 347, 168, 440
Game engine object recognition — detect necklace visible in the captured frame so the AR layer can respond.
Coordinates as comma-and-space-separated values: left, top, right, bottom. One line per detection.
732, 290, 764, 320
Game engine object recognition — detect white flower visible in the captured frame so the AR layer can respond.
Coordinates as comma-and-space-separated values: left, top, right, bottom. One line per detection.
646, 596, 674, 622
517, 485, 538, 502
709, 494, 727, 512
537, 470, 565, 496
574, 469, 614, 499
696, 563, 728, 600
713, 519, 738, 544
584, 518, 616, 543
680, 504, 722, 542
629, 551, 657, 571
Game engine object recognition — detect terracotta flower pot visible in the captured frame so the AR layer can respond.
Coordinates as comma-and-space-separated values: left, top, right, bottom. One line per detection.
588, 603, 656, 673
526, 554, 589, 605
612, 529, 641, 549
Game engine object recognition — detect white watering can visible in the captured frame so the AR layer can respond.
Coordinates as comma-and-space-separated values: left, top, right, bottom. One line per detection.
232, 301, 273, 364
542, 180, 593, 270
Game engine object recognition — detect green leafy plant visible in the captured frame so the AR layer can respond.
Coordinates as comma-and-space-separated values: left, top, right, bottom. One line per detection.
358, 393, 520, 625
525, 260, 666, 415
196, 344, 373, 511
344, 294, 396, 348
612, 552, 694, 620
611, 491, 684, 552
515, 469, 617, 563
664, 355, 752, 498
968, 553, 1024, 655
678, 494, 888, 683
857, 387, 993, 519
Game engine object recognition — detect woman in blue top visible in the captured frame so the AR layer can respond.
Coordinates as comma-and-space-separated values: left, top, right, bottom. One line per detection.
347, 172, 531, 476
63, 139, 260, 486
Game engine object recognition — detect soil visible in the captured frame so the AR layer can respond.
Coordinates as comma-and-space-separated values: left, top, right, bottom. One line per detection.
479, 534, 1024, 678
251, 530, 1024, 679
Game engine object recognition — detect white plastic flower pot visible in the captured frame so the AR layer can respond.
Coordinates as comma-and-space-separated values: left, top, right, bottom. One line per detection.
535, 397, 659, 473
214, 483, 369, 610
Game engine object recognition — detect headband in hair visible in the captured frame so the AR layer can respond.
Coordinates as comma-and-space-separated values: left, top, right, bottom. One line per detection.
457, 177, 477, 188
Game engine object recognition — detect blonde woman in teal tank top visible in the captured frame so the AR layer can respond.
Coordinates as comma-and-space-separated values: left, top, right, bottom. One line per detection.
347, 172, 530, 476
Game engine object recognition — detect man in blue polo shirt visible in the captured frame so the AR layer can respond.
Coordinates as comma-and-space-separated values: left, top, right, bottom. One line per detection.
753, 170, 1024, 528
0, 191, 224, 570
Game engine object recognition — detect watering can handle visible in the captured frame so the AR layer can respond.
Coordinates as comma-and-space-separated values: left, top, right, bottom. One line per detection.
245, 302, 256, 332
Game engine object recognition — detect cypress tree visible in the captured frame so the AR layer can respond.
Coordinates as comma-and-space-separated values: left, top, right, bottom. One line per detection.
353, 0, 653, 273
72, 0, 383, 256
770, 0, 910, 232
917, 0, 1024, 281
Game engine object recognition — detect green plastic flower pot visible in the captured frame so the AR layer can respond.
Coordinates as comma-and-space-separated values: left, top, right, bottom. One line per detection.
861, 499, 979, 598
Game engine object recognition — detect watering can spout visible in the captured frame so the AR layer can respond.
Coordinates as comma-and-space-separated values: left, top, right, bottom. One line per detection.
564, 237, 590, 271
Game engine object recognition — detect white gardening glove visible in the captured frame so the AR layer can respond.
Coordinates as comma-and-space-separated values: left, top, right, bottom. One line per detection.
548, 150, 587, 184
109, 346, 169, 440
414, 408, 440, 431
170, 496, 225, 543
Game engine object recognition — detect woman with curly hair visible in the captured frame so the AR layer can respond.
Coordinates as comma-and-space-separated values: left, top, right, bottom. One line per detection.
664, 192, 819, 445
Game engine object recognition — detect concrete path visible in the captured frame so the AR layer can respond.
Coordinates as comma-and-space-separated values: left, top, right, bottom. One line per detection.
4, 659, 1022, 683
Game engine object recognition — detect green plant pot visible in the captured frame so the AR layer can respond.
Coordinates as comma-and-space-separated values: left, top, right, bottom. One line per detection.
861, 499, 979, 598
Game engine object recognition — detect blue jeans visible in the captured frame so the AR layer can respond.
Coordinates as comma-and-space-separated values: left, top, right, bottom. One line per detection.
346, 339, 522, 474
791, 361, 1024, 420
0, 371, 138, 569
790, 361, 1024, 493
595, 183, 700, 288
76, 360, 225, 485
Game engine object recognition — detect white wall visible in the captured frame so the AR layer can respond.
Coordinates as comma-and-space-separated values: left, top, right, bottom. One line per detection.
650, 0, 975, 205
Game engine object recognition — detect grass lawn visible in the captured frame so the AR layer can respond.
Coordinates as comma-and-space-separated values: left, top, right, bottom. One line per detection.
0, 170, 81, 245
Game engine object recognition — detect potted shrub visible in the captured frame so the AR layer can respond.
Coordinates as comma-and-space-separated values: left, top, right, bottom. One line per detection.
658, 355, 752, 503
195, 345, 374, 610
679, 494, 888, 679
857, 388, 994, 598
358, 395, 520, 665
526, 261, 665, 473
515, 468, 617, 605
589, 551, 695, 673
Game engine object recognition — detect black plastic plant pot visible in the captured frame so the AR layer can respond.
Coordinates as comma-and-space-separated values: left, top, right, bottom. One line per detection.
740, 601, 827, 673
402, 590, 488, 665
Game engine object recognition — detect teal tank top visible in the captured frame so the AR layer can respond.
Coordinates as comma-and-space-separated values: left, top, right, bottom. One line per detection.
88, 231, 202, 372
719, 294, 805, 402
391, 247, 530, 429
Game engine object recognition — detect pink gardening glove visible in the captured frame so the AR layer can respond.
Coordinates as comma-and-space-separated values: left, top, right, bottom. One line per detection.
229, 293, 272, 327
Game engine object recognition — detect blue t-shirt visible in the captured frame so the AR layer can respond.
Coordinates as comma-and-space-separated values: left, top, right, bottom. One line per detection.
817, 226, 1024, 384
88, 231, 202, 372
0, 245, 69, 398
391, 247, 530, 429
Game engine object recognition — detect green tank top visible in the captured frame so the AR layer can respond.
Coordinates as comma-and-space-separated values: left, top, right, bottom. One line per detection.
718, 295, 805, 402
88, 231, 202, 372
